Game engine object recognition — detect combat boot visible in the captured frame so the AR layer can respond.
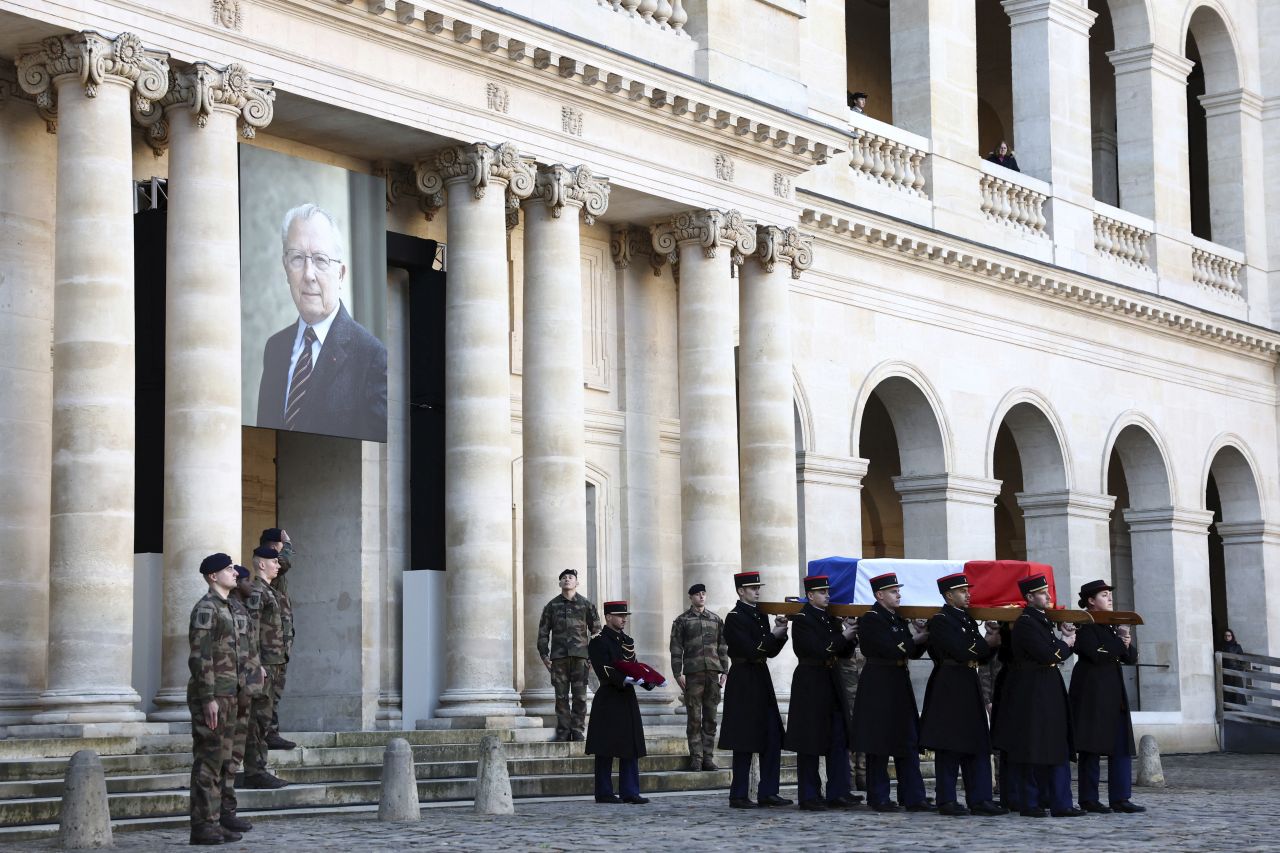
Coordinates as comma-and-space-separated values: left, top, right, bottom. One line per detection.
700, 755, 719, 771
242, 771, 289, 789
220, 812, 253, 832
189, 822, 224, 845
686, 755, 702, 771
266, 733, 297, 750
219, 825, 243, 842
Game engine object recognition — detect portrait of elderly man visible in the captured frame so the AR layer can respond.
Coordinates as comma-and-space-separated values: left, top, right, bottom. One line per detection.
255, 203, 388, 442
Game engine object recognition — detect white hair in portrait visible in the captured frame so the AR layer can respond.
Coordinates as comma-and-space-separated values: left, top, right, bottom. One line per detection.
280, 202, 346, 261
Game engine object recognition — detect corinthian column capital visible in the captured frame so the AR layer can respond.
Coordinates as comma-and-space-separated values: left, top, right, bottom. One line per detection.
752, 225, 814, 279
651, 208, 757, 264
0, 62, 56, 132
17, 31, 169, 114
138, 62, 275, 155
530, 164, 611, 225
415, 141, 536, 202
611, 225, 667, 276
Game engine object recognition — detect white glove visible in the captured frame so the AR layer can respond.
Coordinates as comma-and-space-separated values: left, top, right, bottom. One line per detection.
623, 676, 638, 685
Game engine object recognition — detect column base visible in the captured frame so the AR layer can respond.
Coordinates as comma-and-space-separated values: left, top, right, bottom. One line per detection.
637, 687, 676, 718
7, 721, 171, 738
148, 686, 192, 723
431, 687, 527, 723
0, 691, 44, 727
30, 688, 146, 726
376, 691, 403, 731
416, 715, 543, 730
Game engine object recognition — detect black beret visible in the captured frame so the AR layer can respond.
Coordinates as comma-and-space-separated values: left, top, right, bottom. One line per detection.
200, 553, 233, 575
252, 545, 279, 560
260, 528, 284, 543
235, 565, 250, 580
558, 569, 578, 580
688, 583, 706, 596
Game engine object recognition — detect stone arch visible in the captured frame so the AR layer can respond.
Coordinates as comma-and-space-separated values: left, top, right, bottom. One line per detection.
1101, 412, 1176, 508
1105, 0, 1152, 51
985, 389, 1072, 493
1203, 435, 1264, 522
850, 361, 952, 475
1183, 2, 1243, 95
793, 367, 814, 454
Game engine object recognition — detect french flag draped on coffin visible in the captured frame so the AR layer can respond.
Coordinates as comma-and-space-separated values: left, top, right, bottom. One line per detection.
805, 557, 1059, 607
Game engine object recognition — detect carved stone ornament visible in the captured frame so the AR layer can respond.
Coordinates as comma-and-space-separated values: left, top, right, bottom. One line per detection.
532, 164, 610, 225
0, 62, 57, 132
416, 141, 536, 203
610, 225, 666, 276
17, 31, 170, 117
714, 152, 734, 181
135, 62, 273, 155
753, 225, 813, 279
505, 188, 521, 232
211, 0, 243, 30
651, 209, 757, 264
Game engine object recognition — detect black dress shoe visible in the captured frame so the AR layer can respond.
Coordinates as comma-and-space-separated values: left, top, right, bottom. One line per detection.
1020, 808, 1048, 818
870, 801, 900, 812
1051, 807, 1088, 817
1081, 800, 1112, 814
825, 798, 857, 810
595, 794, 623, 804
622, 795, 651, 804
938, 801, 970, 816
1110, 800, 1147, 814
971, 801, 1010, 816
828, 793, 864, 807
904, 802, 935, 812
758, 794, 793, 807
729, 797, 759, 809
798, 799, 829, 811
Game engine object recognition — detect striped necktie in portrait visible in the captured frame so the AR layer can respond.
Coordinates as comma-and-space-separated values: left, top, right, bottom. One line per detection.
285, 326, 317, 429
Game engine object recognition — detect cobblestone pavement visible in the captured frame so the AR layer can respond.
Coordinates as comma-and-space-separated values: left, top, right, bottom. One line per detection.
11, 753, 1280, 852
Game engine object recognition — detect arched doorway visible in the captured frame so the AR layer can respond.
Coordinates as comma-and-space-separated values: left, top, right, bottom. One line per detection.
1205, 443, 1267, 657
1184, 5, 1244, 248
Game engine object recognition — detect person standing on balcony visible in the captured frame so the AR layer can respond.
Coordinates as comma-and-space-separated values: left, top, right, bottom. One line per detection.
848, 91, 867, 114
538, 568, 602, 742
986, 141, 1020, 172
1070, 580, 1145, 814
670, 582, 729, 771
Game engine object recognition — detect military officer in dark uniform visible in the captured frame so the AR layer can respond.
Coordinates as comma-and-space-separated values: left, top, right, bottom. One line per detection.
718, 571, 793, 809
784, 575, 858, 810
1070, 579, 1145, 814
993, 574, 1085, 818
851, 572, 930, 812
586, 601, 652, 804
919, 573, 1008, 816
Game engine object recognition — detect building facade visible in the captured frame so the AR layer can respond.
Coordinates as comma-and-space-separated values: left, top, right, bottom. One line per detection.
1, 0, 1277, 752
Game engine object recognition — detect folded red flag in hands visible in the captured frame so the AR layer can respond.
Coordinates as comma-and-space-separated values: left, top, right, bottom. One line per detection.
615, 660, 667, 687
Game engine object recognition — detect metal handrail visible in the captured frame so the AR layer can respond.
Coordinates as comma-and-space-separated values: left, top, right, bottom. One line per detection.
1215, 651, 1280, 749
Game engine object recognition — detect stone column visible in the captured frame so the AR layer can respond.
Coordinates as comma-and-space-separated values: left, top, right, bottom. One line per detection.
1123, 507, 1214, 723
1017, 490, 1115, 603
1199, 91, 1267, 308
519, 165, 609, 715
416, 143, 534, 723
612, 227, 677, 717
652, 210, 755, 612
1215, 522, 1280, 659
797, 454, 868, 570
0, 66, 57, 728
893, 474, 1002, 560
142, 63, 274, 722
17, 32, 169, 728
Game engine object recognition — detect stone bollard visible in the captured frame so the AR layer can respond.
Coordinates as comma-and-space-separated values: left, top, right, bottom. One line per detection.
378, 738, 420, 821
1135, 734, 1165, 787
748, 754, 760, 799
59, 750, 112, 849
474, 734, 515, 814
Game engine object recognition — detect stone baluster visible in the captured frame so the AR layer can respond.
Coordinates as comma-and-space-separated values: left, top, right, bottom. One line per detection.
416, 142, 535, 723
18, 31, 170, 728
143, 62, 275, 721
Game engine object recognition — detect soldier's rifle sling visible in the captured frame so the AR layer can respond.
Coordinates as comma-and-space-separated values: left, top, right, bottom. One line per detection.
758, 601, 1143, 625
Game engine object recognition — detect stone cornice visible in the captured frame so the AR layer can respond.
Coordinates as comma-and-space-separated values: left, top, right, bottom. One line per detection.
1107, 44, 1194, 83
796, 452, 868, 487
1017, 490, 1116, 520
892, 474, 1003, 506
1121, 506, 1215, 535
1215, 521, 1280, 546
799, 201, 1280, 359
749, 225, 813, 279
529, 164, 610, 225
318, 1, 839, 168
1199, 88, 1265, 121
138, 61, 275, 154
1001, 0, 1097, 35
652, 209, 757, 263
17, 31, 170, 112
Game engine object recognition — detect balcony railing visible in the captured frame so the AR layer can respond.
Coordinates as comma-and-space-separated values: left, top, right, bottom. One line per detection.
847, 114, 929, 199
592, 0, 688, 35
1093, 203, 1153, 270
978, 161, 1049, 237
1190, 238, 1244, 299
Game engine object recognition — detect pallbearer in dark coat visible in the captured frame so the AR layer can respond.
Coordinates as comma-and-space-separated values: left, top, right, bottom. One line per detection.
993, 574, 1085, 818
783, 575, 859, 811
1069, 579, 1145, 814
718, 571, 793, 809
586, 601, 652, 804
850, 572, 930, 812
919, 573, 1008, 817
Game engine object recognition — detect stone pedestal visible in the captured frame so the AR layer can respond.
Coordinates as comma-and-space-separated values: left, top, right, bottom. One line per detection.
1017, 490, 1115, 601
0, 66, 56, 726
417, 143, 534, 720
893, 474, 1002, 560
18, 32, 170, 726
519, 165, 608, 714
150, 63, 274, 722
653, 210, 755, 612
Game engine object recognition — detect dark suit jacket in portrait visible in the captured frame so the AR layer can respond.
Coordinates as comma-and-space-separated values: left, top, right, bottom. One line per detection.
256, 302, 388, 442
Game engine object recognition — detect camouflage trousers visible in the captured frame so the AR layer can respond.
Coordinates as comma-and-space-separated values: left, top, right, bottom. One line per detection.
682, 670, 722, 758
223, 695, 251, 815
268, 662, 288, 737
550, 657, 590, 738
837, 657, 867, 790
188, 694, 236, 827
243, 667, 279, 775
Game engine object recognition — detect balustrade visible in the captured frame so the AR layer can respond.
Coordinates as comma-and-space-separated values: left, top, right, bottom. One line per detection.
979, 171, 1048, 237
1093, 210, 1152, 270
848, 128, 928, 198
1191, 244, 1244, 298
595, 0, 688, 34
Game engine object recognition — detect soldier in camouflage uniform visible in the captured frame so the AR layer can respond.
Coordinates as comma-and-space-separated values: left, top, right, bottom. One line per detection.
187, 553, 248, 846
537, 568, 601, 742
836, 622, 867, 795
228, 566, 265, 801
242, 546, 290, 789
260, 528, 297, 750
669, 583, 729, 771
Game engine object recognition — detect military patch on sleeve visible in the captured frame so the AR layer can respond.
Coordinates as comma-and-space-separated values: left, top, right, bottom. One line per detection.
248, 592, 261, 610
235, 614, 248, 634
194, 605, 215, 630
